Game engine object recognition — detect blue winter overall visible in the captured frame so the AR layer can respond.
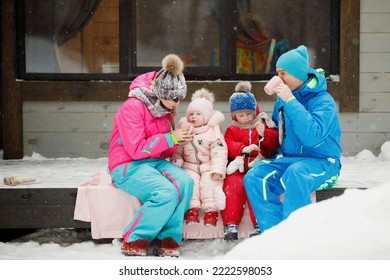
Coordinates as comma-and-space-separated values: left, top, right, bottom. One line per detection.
244, 69, 342, 232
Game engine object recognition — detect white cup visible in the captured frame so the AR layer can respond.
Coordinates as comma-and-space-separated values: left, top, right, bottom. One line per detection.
264, 76, 284, 95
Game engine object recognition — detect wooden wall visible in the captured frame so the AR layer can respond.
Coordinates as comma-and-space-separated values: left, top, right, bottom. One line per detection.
344, 0, 390, 155
16, 0, 390, 158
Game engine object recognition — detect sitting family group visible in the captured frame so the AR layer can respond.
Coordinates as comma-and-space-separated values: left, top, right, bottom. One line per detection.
107, 46, 342, 257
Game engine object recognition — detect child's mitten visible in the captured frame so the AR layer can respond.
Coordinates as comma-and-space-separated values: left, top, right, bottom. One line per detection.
226, 155, 244, 175
214, 186, 226, 210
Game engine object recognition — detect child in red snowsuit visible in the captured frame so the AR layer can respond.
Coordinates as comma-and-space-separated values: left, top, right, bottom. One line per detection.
222, 81, 279, 240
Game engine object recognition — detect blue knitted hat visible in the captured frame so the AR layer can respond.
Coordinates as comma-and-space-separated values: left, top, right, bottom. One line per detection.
229, 81, 257, 113
229, 92, 257, 113
276, 45, 310, 82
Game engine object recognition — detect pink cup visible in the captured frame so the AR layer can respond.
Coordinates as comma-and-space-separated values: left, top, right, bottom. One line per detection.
264, 76, 284, 95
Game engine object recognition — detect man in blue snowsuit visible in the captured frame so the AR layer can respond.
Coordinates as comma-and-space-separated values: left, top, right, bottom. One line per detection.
244, 45, 342, 232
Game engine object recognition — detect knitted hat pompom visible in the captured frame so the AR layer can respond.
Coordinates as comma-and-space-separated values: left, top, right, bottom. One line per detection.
161, 54, 184, 76
191, 88, 215, 103
235, 81, 252, 93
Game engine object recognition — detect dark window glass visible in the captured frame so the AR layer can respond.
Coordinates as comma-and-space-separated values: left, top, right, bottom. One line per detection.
18, 0, 339, 80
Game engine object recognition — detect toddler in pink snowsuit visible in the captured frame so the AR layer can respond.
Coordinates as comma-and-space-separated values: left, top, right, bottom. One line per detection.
171, 88, 228, 226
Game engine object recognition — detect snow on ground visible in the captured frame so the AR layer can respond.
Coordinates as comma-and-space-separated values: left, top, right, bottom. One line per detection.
1, 143, 390, 279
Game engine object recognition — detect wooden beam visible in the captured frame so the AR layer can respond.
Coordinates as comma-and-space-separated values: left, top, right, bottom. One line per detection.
339, 0, 360, 112
1, 1, 23, 159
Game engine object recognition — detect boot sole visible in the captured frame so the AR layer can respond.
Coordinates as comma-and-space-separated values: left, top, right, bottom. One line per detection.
153, 248, 180, 258
224, 233, 238, 241
122, 250, 147, 256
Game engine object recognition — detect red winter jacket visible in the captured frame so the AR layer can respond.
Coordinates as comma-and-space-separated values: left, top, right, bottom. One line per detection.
224, 116, 279, 171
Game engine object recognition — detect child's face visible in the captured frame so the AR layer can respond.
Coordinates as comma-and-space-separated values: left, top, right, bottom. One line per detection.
234, 111, 255, 124
276, 67, 304, 91
187, 111, 205, 127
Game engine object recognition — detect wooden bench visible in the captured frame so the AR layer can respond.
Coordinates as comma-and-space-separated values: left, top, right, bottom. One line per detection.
0, 186, 346, 230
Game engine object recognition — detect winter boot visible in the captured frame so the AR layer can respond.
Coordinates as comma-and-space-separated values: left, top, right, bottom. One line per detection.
153, 237, 180, 257
204, 211, 218, 226
185, 208, 200, 224
224, 224, 238, 240
121, 239, 149, 256
249, 224, 261, 237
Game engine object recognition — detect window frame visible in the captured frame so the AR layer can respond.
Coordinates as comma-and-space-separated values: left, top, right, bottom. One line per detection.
16, 0, 341, 82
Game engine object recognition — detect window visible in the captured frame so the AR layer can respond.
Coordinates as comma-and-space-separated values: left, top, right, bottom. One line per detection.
17, 0, 339, 81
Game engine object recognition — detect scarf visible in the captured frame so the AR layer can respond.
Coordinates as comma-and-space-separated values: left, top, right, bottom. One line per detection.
278, 107, 285, 145
128, 87, 172, 118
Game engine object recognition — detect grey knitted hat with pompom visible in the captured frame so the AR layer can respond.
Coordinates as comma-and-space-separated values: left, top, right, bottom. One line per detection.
153, 54, 187, 100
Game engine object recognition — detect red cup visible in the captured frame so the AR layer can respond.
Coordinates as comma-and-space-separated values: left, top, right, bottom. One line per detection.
264, 76, 284, 95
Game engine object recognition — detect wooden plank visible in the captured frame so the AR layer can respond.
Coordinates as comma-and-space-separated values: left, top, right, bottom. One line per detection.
1, 1, 23, 159
23, 132, 110, 158
316, 188, 346, 202
0, 187, 89, 228
340, 132, 390, 156
339, 0, 360, 112
339, 113, 390, 132
360, 13, 390, 33
360, 34, 390, 53
0, 205, 90, 229
360, 73, 390, 92
361, 0, 390, 13
360, 53, 390, 73
23, 101, 122, 113
23, 112, 115, 132
360, 92, 390, 112
0, 188, 78, 205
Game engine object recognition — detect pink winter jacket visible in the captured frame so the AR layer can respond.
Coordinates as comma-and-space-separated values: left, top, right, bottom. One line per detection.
172, 111, 227, 177
108, 74, 177, 173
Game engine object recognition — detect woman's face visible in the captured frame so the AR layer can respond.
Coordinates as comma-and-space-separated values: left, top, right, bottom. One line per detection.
160, 98, 180, 110
276, 67, 304, 91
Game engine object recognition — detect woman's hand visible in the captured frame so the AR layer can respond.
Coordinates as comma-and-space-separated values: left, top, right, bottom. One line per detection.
172, 128, 193, 144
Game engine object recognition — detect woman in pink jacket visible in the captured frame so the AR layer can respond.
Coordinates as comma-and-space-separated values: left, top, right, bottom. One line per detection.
108, 54, 194, 257
171, 88, 228, 227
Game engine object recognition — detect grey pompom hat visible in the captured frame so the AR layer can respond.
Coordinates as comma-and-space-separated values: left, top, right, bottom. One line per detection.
153, 54, 187, 100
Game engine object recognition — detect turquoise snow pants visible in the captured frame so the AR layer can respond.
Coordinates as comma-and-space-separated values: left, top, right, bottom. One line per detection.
110, 158, 194, 245
244, 156, 340, 232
